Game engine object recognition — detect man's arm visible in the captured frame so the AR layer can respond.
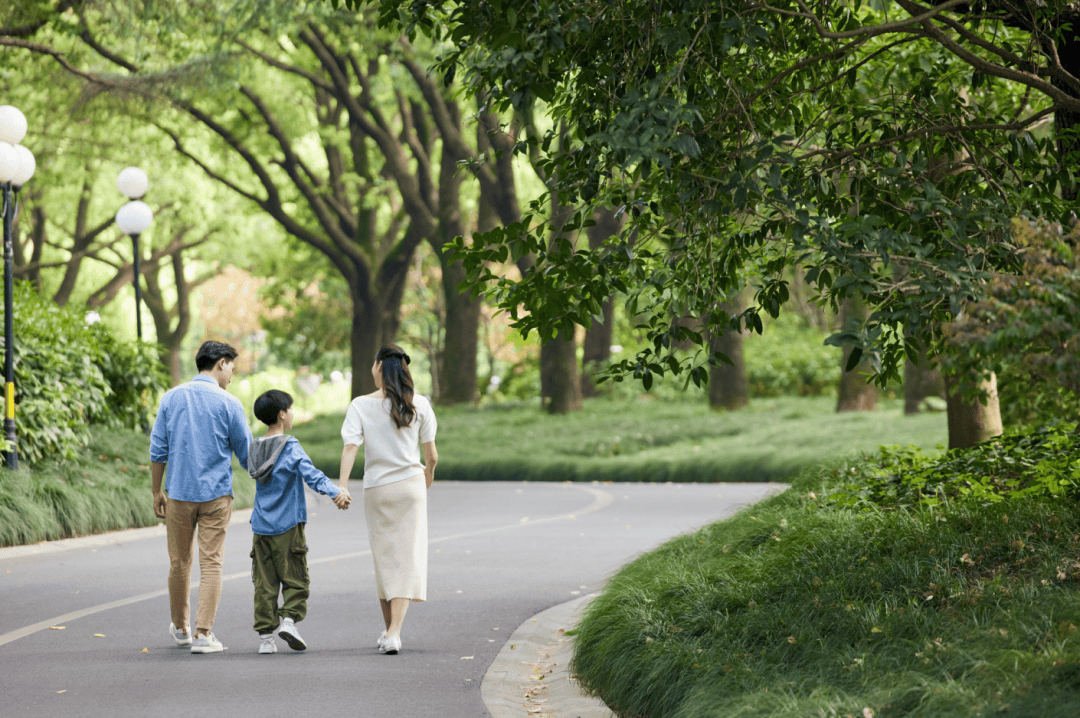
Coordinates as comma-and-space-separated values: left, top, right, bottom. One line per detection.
151, 462, 167, 519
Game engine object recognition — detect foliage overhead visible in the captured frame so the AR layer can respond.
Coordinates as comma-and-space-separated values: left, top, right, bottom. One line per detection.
361, 0, 1072, 390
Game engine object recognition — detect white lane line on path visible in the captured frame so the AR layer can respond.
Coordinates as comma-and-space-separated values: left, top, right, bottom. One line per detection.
0, 484, 613, 648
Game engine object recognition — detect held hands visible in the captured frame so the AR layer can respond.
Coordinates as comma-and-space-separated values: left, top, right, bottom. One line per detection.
333, 488, 352, 510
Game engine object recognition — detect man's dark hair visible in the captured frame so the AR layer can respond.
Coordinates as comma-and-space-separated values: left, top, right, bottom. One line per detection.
253, 389, 293, 426
195, 341, 239, 372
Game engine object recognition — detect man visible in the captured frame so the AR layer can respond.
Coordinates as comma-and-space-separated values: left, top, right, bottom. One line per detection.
151, 341, 252, 654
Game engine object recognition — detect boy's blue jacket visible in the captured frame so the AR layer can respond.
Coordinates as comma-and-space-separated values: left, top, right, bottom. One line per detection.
248, 435, 340, 536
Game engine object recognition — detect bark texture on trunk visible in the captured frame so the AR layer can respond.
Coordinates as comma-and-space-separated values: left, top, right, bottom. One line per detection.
708, 295, 749, 411
944, 370, 1004, 449
541, 327, 582, 414
836, 293, 879, 412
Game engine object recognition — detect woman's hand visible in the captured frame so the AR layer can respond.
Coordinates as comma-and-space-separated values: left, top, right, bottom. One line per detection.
333, 489, 351, 510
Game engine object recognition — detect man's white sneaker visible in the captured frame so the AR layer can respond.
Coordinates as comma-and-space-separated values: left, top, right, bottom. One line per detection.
278, 617, 307, 651
258, 634, 277, 654
379, 635, 401, 654
190, 632, 224, 654
169, 622, 192, 647
377, 630, 387, 648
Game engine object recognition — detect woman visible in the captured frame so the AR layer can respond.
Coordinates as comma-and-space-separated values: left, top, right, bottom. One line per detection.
339, 345, 438, 655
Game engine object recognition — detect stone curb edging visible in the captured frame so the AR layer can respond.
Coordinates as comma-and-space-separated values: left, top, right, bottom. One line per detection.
482, 592, 615, 718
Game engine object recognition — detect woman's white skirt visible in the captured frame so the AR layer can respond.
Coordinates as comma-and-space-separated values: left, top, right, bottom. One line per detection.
364, 473, 427, 602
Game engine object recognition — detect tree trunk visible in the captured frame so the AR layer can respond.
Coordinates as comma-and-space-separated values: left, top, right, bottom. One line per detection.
836, 293, 878, 412
581, 207, 619, 398
708, 294, 749, 411
541, 327, 582, 414
349, 290, 382, 398
434, 102, 480, 404
903, 344, 946, 415
944, 370, 1004, 449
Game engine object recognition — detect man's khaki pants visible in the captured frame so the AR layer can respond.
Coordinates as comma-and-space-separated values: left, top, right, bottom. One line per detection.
166, 495, 232, 635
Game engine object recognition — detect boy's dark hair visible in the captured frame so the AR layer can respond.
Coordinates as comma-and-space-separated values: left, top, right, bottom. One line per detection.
195, 341, 239, 372
253, 389, 293, 426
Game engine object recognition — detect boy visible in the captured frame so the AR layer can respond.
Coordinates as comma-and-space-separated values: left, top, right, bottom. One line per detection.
248, 389, 351, 654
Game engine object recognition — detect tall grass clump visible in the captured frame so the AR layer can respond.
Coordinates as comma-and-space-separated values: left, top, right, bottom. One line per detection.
571, 429, 1080, 717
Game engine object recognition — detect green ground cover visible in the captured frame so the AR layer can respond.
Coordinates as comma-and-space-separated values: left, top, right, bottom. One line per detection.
0, 426, 254, 548
293, 396, 946, 483
570, 426, 1080, 718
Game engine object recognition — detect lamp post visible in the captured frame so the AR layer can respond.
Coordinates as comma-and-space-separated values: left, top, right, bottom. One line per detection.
0, 105, 34, 470
115, 168, 152, 434
115, 167, 152, 341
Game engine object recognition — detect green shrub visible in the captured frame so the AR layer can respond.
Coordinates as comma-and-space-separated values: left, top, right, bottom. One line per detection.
0, 283, 168, 465
0, 425, 254, 547
825, 422, 1080, 508
744, 312, 841, 397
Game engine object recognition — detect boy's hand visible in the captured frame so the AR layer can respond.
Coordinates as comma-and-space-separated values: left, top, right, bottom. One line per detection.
333, 490, 351, 510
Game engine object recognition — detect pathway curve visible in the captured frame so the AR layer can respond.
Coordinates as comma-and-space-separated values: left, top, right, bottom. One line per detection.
1, 480, 781, 718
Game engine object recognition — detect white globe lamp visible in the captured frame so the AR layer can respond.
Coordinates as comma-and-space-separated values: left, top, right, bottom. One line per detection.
117, 166, 149, 199
0, 106, 27, 145
115, 200, 154, 234
0, 142, 17, 183
11, 145, 35, 188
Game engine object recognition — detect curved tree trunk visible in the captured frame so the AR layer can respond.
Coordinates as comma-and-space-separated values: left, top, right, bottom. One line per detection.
944, 370, 1003, 449
434, 100, 480, 405
708, 294, 749, 411
836, 293, 878, 412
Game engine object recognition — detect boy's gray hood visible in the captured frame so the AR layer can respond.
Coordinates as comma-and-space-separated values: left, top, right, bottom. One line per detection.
248, 435, 291, 484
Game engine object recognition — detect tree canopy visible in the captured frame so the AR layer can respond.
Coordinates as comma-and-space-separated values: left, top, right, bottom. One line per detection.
365, 0, 1074, 390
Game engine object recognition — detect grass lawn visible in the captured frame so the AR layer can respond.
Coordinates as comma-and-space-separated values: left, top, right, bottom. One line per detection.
292, 395, 947, 483
570, 449, 1080, 717
0, 395, 943, 547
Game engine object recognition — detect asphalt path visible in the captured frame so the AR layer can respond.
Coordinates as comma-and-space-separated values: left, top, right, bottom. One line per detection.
0, 480, 783, 718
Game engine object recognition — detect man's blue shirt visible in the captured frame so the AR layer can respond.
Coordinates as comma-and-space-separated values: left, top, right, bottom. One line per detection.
150, 375, 252, 502
250, 437, 340, 536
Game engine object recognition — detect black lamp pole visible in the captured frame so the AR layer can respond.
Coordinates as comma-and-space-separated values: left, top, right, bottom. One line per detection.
130, 232, 143, 341
2, 180, 17, 469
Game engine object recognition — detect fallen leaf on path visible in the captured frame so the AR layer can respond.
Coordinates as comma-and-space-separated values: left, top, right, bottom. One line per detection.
142, 648, 148, 653
491, 627, 499, 631
57, 690, 66, 694
93, 634, 106, 638
557, 629, 566, 635
49, 626, 65, 630
871, 627, 883, 633
460, 656, 474, 660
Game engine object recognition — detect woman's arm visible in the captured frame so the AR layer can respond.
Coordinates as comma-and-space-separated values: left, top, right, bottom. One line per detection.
339, 444, 360, 491
422, 441, 438, 489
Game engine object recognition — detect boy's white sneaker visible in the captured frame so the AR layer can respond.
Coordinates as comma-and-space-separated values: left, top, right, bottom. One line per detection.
258, 634, 277, 654
190, 632, 224, 654
278, 617, 307, 651
169, 622, 192, 647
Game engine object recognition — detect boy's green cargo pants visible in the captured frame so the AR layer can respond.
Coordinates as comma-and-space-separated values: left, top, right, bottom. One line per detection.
251, 522, 310, 634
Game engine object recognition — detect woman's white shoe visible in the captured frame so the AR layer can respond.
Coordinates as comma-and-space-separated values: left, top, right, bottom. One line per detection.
379, 635, 401, 654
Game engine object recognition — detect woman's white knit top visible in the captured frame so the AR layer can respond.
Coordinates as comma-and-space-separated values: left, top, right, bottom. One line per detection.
340, 393, 437, 489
